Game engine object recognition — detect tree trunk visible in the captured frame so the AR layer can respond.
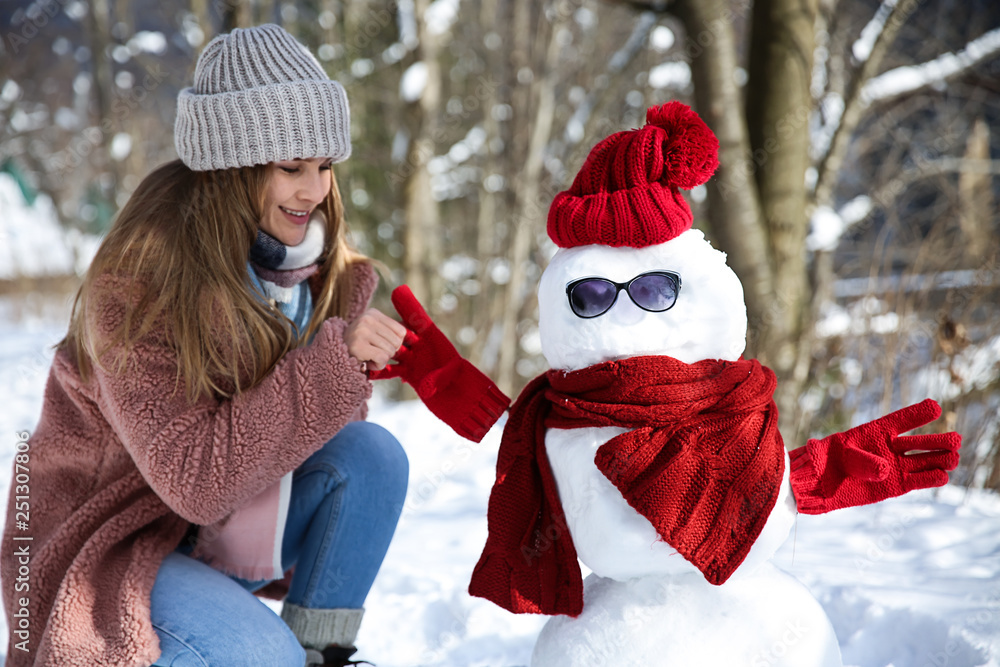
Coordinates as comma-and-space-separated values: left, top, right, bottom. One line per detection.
673, 0, 772, 355
189, 0, 212, 39
401, 0, 443, 307
469, 0, 506, 373
258, 0, 276, 25
84, 0, 120, 205
744, 0, 819, 438
958, 117, 993, 261
495, 0, 564, 395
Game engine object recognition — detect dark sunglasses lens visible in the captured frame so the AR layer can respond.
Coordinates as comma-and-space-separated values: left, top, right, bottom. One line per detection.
569, 279, 618, 318
629, 273, 678, 312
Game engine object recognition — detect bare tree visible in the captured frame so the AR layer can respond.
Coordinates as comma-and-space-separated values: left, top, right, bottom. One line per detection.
400, 0, 445, 307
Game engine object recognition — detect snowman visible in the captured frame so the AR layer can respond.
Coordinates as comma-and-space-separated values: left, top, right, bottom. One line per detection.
468, 102, 961, 666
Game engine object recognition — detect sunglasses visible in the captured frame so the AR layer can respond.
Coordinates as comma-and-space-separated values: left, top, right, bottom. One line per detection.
565, 271, 682, 319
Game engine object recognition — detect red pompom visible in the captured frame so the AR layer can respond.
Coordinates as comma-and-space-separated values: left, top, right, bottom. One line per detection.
645, 102, 719, 190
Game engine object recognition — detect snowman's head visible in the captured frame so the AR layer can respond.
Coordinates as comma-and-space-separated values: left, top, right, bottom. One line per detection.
538, 229, 747, 371
540, 101, 732, 370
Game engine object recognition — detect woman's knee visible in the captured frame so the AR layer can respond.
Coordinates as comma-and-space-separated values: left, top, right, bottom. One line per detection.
296, 421, 409, 507
312, 421, 408, 497
353, 421, 408, 474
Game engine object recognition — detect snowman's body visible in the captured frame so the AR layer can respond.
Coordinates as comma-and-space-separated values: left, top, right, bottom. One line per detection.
531, 561, 841, 666
531, 230, 843, 666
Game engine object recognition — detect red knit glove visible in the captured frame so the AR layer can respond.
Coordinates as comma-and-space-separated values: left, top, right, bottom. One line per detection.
369, 286, 510, 442
789, 399, 961, 515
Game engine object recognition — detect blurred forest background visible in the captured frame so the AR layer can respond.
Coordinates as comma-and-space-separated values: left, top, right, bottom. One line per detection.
1, 0, 998, 487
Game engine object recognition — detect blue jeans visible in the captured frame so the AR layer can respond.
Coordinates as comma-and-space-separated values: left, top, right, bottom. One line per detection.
149, 422, 408, 666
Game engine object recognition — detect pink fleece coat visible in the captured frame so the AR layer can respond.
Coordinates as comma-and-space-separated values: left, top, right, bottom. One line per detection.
1, 262, 378, 666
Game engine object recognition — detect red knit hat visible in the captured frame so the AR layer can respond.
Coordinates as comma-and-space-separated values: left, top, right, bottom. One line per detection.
547, 101, 719, 248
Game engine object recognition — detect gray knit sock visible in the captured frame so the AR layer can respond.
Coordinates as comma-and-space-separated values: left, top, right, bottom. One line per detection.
280, 602, 364, 650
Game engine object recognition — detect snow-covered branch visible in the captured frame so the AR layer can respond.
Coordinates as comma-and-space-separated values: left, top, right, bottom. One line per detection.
852, 0, 899, 63
811, 0, 920, 207
861, 27, 1000, 103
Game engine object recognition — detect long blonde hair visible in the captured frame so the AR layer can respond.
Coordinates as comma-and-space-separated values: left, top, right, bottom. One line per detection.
61, 158, 367, 402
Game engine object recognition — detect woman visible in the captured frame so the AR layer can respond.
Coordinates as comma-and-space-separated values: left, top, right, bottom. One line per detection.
2, 24, 409, 667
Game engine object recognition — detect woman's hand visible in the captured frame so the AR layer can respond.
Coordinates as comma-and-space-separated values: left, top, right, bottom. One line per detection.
343, 308, 408, 372
368, 285, 510, 442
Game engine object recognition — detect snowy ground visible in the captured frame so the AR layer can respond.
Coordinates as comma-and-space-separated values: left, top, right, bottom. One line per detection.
0, 296, 998, 667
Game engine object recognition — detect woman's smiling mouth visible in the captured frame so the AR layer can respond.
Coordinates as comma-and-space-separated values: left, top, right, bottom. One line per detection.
279, 206, 311, 224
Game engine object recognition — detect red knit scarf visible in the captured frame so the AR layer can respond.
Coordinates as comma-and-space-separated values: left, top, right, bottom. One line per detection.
469, 355, 784, 617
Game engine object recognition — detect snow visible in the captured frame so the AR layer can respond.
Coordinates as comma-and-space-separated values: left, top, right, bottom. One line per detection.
811, 92, 845, 159
439, 254, 479, 282
62, 0, 87, 22
110, 132, 133, 160
649, 25, 675, 52
0, 302, 998, 665
181, 18, 205, 48
0, 81, 20, 105
0, 174, 79, 279
564, 117, 585, 144
424, 0, 460, 37
815, 298, 902, 338
809, 205, 847, 252
350, 58, 375, 79
127, 31, 167, 55
775, 485, 1000, 667
648, 61, 691, 90
115, 70, 136, 90
534, 564, 842, 667
395, 0, 419, 51
807, 196, 872, 252
840, 195, 873, 226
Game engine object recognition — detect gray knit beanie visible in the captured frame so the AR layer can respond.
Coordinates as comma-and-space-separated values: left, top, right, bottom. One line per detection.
174, 23, 350, 171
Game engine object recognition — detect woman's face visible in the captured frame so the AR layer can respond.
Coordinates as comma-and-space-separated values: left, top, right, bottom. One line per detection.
260, 157, 334, 246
